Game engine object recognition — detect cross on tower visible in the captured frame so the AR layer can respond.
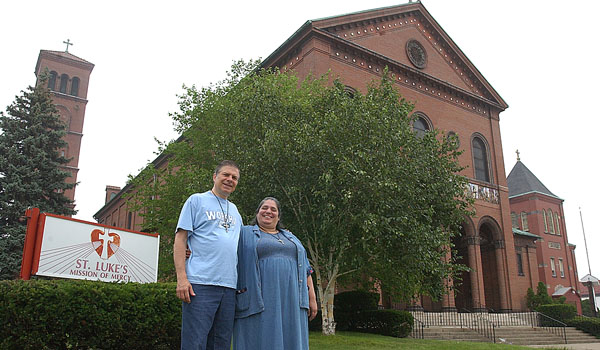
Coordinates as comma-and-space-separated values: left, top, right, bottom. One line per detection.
63, 39, 73, 53
516, 149, 520, 161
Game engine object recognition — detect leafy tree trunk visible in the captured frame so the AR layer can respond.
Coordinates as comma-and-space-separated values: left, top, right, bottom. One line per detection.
318, 274, 337, 335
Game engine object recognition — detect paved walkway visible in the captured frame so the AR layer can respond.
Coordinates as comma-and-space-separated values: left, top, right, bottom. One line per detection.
528, 344, 600, 349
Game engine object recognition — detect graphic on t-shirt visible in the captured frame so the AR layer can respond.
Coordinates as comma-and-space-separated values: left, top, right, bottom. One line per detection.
206, 210, 237, 230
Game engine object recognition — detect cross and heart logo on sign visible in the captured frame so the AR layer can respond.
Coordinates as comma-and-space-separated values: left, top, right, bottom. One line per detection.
90, 229, 121, 260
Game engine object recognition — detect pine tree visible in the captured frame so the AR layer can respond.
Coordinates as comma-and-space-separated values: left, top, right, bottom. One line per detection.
0, 76, 76, 280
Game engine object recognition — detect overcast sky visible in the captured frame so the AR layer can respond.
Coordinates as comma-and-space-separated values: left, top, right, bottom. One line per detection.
2, 0, 599, 282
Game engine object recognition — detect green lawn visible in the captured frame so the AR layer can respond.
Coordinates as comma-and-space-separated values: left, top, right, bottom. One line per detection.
309, 332, 568, 350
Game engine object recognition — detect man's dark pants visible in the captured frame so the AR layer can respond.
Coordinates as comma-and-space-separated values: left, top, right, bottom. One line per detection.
181, 284, 235, 350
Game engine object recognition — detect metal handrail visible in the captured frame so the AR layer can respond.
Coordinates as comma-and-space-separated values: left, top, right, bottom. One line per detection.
533, 312, 567, 344
411, 309, 466, 327
411, 317, 425, 339
460, 308, 496, 343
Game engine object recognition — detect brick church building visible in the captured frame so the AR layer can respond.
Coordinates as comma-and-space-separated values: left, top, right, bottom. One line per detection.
94, 2, 582, 312
34, 47, 94, 213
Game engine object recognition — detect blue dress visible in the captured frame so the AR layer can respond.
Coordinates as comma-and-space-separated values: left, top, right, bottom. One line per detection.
233, 230, 309, 350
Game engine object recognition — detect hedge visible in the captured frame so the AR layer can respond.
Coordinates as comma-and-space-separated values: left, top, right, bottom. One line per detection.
309, 290, 414, 338
568, 317, 600, 338
537, 303, 576, 323
334, 290, 379, 312
353, 310, 413, 338
334, 290, 379, 331
0, 279, 180, 350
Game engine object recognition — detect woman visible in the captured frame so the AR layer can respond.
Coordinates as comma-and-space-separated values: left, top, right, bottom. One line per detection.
234, 197, 318, 350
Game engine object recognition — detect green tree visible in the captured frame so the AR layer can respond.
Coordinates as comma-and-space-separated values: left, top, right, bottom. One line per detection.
526, 282, 555, 310
526, 286, 536, 310
0, 76, 75, 280
536, 281, 553, 306
129, 61, 472, 334
581, 297, 599, 317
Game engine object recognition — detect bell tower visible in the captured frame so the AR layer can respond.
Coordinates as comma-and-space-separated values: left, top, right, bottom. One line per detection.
34, 43, 94, 213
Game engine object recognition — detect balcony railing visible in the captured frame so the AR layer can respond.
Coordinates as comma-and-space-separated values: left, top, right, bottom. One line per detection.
468, 182, 499, 204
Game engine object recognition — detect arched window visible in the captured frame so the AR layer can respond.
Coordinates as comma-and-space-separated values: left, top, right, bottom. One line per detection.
543, 209, 548, 233
47, 71, 57, 91
344, 86, 357, 99
548, 210, 555, 234
472, 136, 490, 182
521, 211, 529, 231
412, 112, 431, 137
555, 212, 561, 235
70, 77, 80, 96
59, 74, 69, 93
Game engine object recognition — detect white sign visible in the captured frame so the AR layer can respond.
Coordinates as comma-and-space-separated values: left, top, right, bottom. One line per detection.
32, 214, 159, 283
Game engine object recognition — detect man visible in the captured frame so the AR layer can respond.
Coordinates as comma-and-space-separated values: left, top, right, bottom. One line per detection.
174, 160, 243, 350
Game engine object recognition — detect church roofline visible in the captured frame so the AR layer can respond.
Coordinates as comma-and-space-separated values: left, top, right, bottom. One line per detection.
414, 2, 507, 108
507, 160, 561, 199
261, 1, 507, 110
310, 2, 420, 25
39, 50, 94, 65
317, 28, 507, 110
35, 50, 95, 76
262, 26, 506, 113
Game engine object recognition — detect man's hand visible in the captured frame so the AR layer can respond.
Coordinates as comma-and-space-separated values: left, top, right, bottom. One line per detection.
176, 278, 195, 303
174, 229, 194, 303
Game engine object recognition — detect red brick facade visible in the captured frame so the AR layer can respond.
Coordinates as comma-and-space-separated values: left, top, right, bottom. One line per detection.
94, 3, 582, 312
34, 50, 94, 213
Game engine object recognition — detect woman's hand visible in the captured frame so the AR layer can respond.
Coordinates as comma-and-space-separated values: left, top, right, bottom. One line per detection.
307, 275, 318, 321
309, 296, 318, 321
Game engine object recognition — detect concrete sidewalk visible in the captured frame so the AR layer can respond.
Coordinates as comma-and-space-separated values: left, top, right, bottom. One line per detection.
528, 344, 600, 349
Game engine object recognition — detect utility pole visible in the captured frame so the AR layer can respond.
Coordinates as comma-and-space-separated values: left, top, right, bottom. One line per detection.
580, 207, 598, 317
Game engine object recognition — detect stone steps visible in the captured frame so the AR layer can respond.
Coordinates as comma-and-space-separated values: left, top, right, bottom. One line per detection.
417, 325, 600, 345
494, 327, 565, 345
411, 311, 600, 345
422, 327, 490, 343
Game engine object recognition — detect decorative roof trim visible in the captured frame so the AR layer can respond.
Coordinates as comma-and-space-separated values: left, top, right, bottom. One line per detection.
508, 190, 563, 201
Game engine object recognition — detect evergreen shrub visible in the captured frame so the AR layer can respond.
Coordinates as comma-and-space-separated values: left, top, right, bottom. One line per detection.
0, 279, 180, 350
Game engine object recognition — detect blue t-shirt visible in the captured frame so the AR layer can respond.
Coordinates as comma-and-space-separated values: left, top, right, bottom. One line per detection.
176, 191, 243, 288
